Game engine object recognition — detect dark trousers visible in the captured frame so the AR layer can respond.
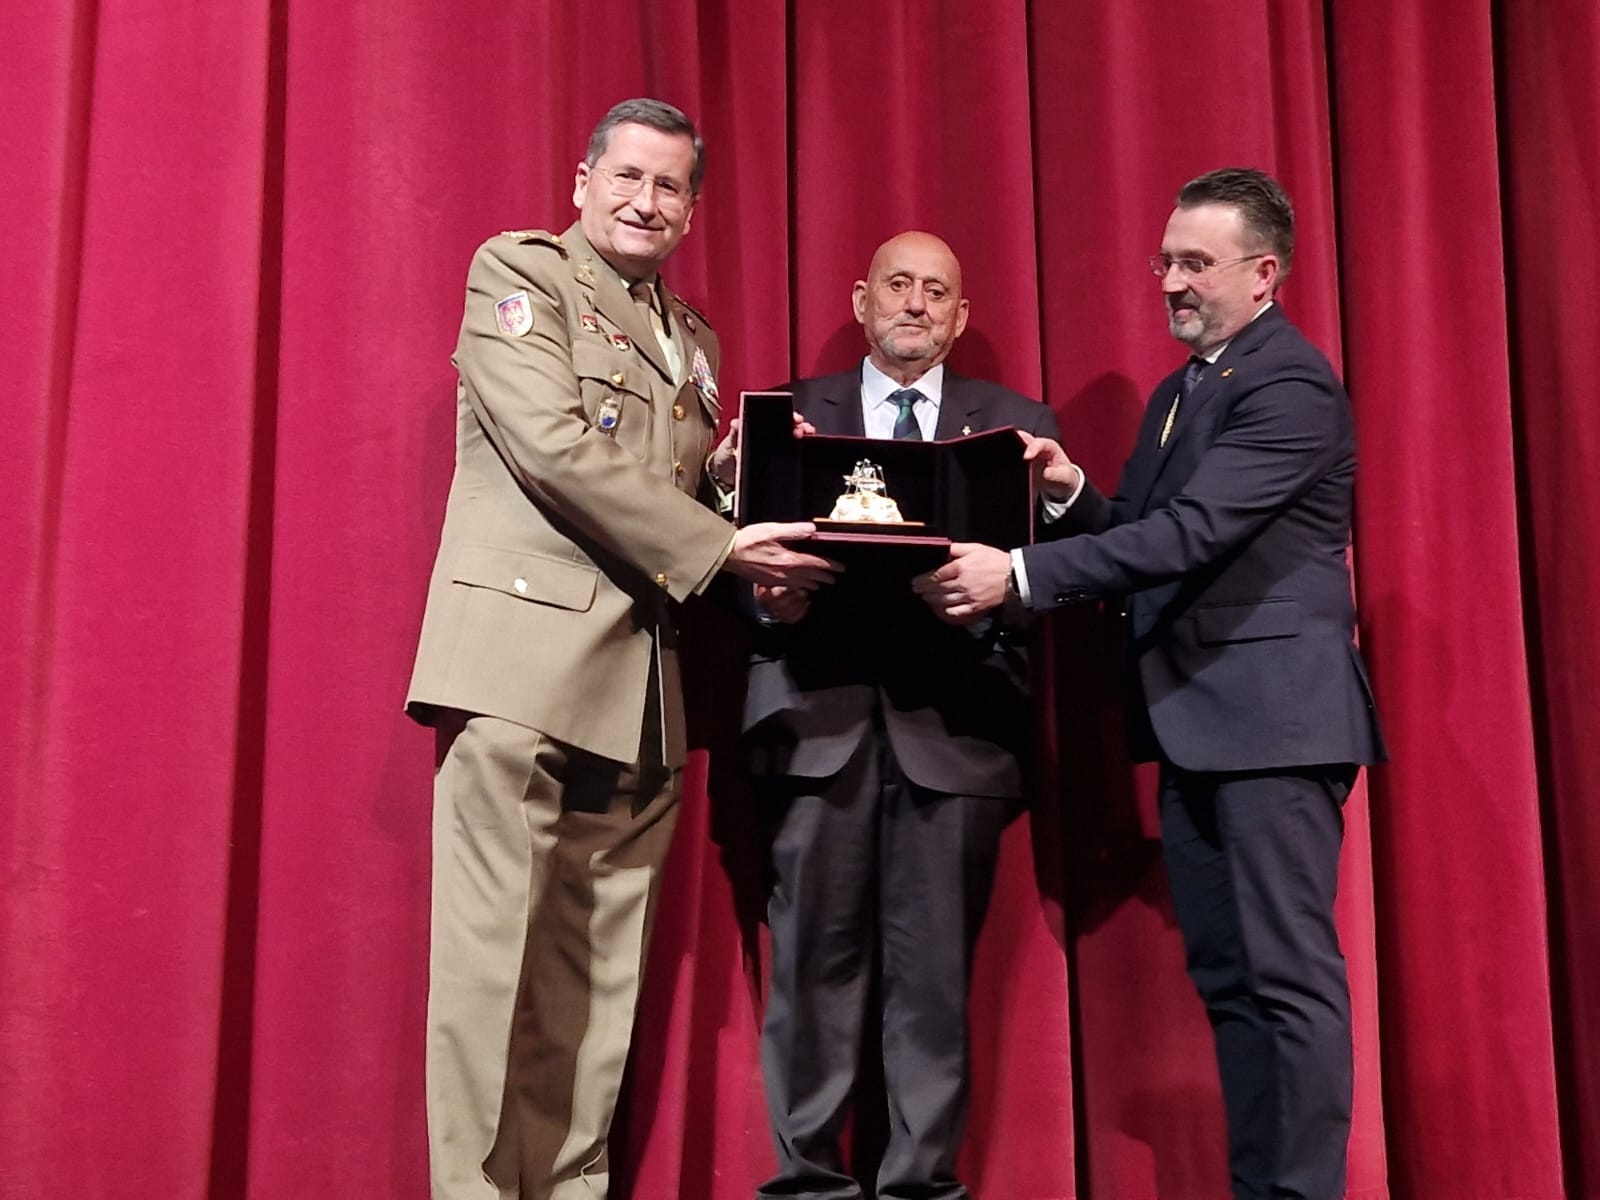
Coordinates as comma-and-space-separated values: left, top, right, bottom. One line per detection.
1159, 763, 1358, 1200
756, 727, 1009, 1200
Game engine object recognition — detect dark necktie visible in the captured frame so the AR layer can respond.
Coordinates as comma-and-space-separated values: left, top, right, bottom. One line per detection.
889, 387, 924, 441
1160, 357, 1206, 449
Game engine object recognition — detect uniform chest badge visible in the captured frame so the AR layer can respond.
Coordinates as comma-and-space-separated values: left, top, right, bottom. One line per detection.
691, 346, 718, 405
494, 291, 533, 337
596, 395, 623, 435
579, 313, 601, 334
610, 332, 632, 352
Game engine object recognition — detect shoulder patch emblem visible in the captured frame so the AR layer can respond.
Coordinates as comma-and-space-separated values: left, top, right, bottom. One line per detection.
495, 291, 534, 336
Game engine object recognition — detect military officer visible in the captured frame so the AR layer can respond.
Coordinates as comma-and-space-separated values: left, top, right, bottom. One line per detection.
406, 98, 836, 1200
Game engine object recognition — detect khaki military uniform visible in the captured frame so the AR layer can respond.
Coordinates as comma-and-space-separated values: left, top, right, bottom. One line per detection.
406, 222, 732, 1199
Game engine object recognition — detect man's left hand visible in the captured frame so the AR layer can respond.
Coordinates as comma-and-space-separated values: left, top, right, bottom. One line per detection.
913, 542, 1013, 625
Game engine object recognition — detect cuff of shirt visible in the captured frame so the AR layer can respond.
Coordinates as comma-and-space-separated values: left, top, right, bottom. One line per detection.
1009, 547, 1033, 607
1040, 466, 1086, 519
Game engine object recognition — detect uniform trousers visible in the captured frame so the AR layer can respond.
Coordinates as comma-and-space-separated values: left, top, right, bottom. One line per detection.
1158, 763, 1358, 1200
756, 723, 1008, 1200
427, 697, 675, 1200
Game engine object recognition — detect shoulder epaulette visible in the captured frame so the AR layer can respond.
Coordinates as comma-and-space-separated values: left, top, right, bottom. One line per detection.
670, 294, 714, 331
498, 228, 566, 254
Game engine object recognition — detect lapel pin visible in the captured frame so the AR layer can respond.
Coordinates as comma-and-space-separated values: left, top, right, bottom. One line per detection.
579, 313, 601, 334
610, 332, 632, 352
1220, 367, 1234, 377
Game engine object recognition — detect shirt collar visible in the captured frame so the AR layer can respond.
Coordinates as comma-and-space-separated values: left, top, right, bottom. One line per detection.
1199, 300, 1275, 364
861, 358, 945, 410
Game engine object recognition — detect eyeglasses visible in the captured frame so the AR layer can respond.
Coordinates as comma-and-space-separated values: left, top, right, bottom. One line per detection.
1148, 253, 1264, 278
591, 165, 693, 212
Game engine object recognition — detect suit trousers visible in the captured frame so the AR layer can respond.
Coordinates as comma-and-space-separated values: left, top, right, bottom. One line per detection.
757, 724, 1008, 1200
1158, 763, 1358, 1200
427, 698, 675, 1200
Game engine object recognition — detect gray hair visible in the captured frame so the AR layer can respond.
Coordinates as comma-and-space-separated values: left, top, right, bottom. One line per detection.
586, 98, 705, 194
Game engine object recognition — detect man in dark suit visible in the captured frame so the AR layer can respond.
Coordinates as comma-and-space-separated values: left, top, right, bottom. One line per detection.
744, 231, 1063, 1200
915, 170, 1385, 1200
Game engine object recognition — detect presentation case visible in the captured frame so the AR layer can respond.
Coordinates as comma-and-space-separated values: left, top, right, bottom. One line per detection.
733, 391, 1036, 574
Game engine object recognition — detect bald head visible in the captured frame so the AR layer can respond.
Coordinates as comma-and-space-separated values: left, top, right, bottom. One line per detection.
852, 231, 971, 385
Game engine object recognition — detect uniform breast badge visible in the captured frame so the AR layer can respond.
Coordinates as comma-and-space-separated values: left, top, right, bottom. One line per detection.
691, 346, 718, 405
494, 291, 533, 337
596, 395, 623, 436
610, 333, 632, 352
579, 313, 601, 334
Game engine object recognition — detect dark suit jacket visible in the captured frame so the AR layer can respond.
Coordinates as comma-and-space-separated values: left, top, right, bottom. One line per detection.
742, 367, 1062, 798
1019, 306, 1385, 773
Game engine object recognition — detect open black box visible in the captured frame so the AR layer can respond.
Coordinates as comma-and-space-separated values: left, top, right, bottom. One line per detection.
733, 391, 1036, 575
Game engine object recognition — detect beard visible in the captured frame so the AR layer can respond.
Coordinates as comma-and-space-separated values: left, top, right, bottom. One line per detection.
877, 321, 939, 364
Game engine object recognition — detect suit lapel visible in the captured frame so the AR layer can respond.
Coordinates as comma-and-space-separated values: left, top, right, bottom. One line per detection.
805, 368, 867, 437
1132, 306, 1286, 508
932, 372, 985, 439
562, 224, 675, 386
665, 290, 717, 420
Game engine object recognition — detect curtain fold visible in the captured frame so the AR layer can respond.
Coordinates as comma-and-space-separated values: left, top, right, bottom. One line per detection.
0, 3, 1589, 1198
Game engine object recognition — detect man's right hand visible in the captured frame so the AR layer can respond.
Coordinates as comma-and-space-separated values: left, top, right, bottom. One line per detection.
724, 522, 842, 589
754, 584, 811, 624
1017, 430, 1084, 501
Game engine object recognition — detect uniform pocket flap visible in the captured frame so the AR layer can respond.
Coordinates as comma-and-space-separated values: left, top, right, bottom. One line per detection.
452, 544, 598, 611
1194, 598, 1301, 644
571, 340, 646, 397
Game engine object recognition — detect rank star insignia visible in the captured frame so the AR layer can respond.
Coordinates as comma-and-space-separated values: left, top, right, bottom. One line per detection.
961, 425, 972, 436
494, 291, 533, 337
579, 313, 601, 334
691, 346, 718, 405
610, 333, 632, 352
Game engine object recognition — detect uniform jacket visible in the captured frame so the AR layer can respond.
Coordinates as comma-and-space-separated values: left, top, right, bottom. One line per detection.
407, 223, 733, 766
1020, 305, 1385, 772
742, 369, 1062, 798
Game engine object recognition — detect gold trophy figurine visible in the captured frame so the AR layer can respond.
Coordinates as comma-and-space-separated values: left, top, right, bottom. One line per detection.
828, 459, 910, 524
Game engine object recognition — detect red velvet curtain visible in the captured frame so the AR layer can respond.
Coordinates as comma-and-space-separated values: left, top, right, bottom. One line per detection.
2, 2, 1594, 1198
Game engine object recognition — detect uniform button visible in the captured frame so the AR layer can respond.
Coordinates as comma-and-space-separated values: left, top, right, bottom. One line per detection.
610, 371, 625, 385
672, 403, 686, 420
654, 572, 669, 588
513, 578, 528, 594
673, 460, 684, 475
